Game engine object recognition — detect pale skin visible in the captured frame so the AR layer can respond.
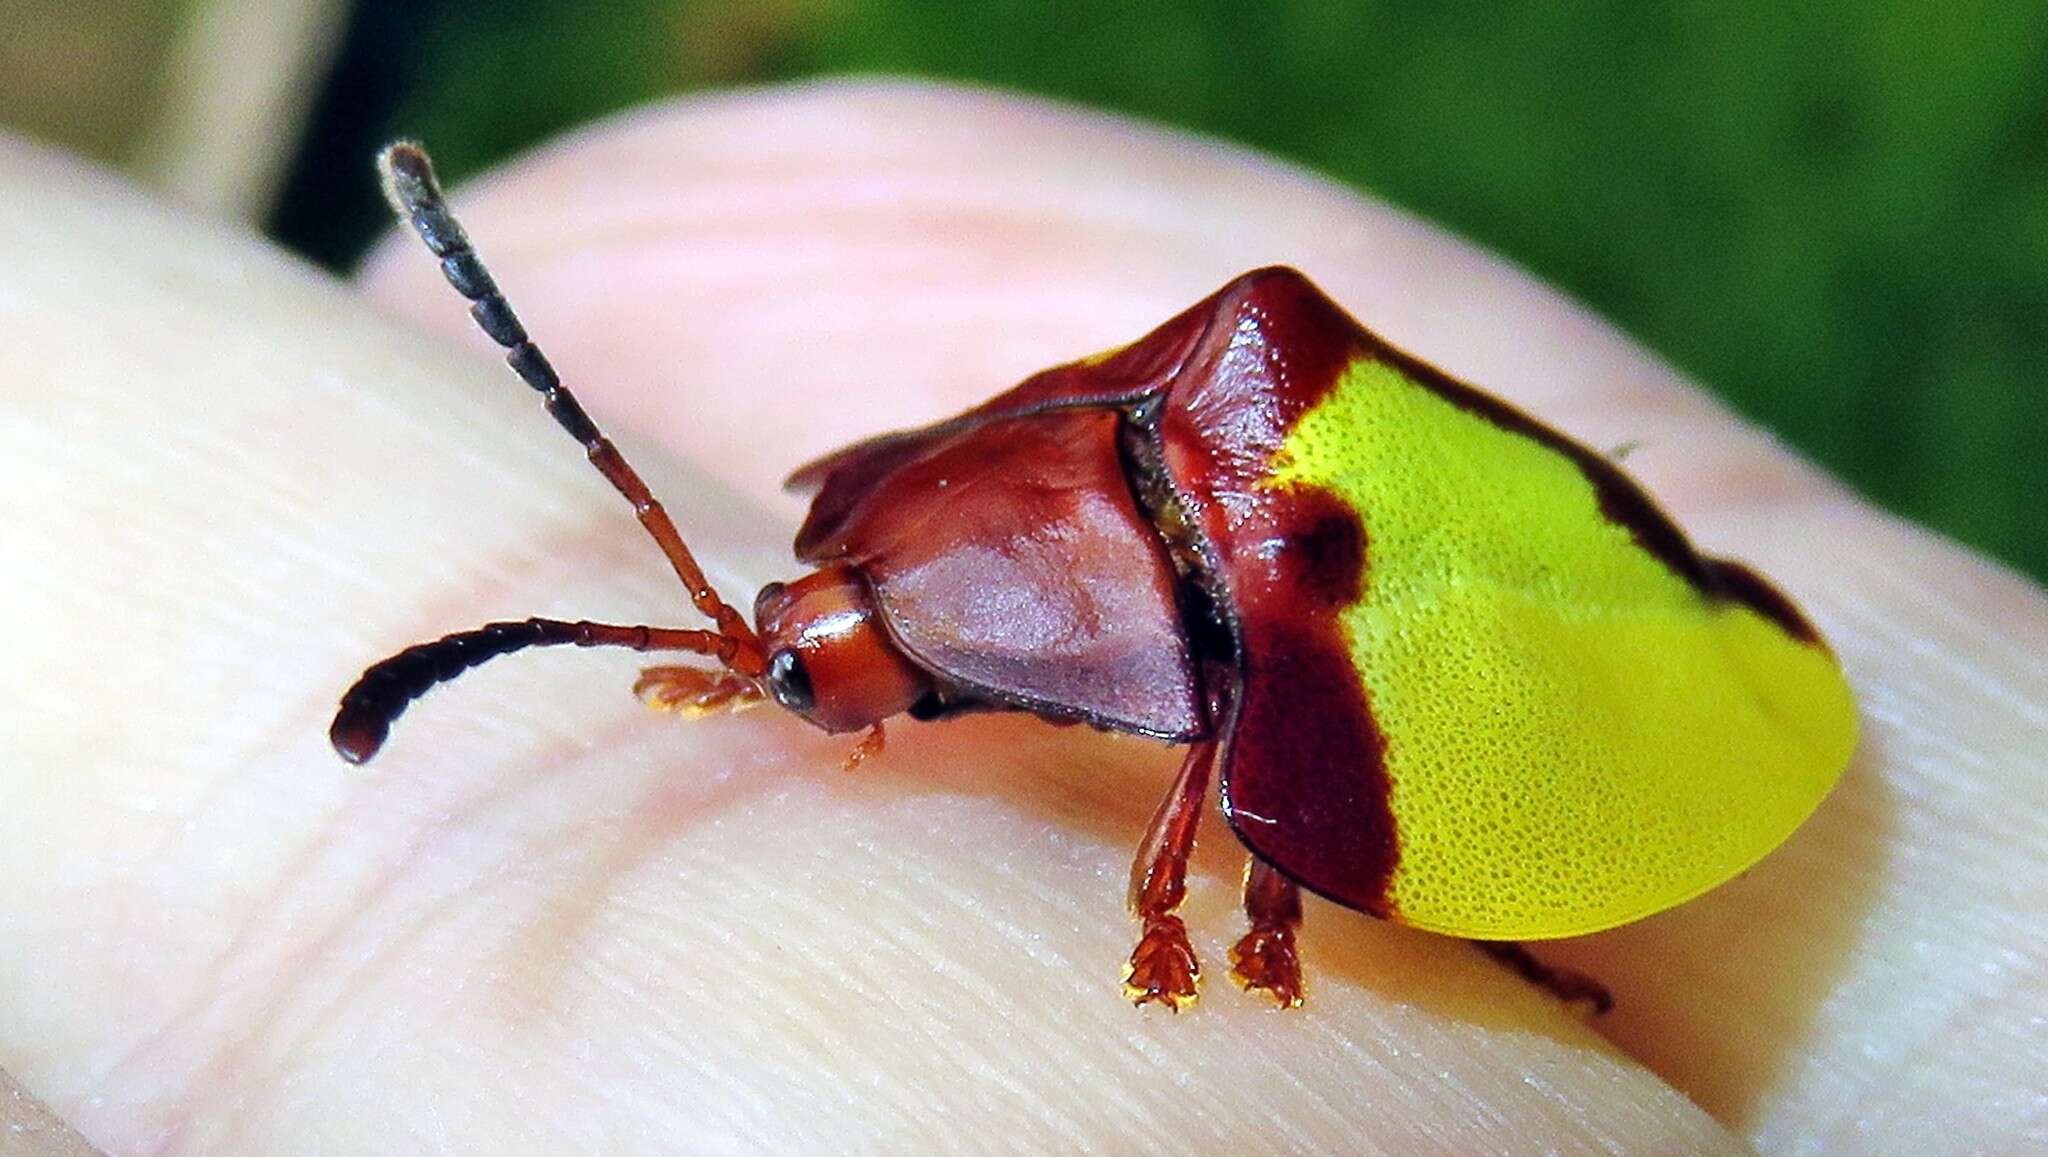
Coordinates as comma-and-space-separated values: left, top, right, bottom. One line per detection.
2, 81, 2042, 1154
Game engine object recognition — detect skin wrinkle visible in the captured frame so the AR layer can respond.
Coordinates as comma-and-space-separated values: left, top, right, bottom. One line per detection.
3, 81, 2041, 1153
144, 712, 698, 1149
124, 517, 674, 877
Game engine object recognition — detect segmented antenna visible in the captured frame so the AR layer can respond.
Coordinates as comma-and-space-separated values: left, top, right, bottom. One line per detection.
377, 142, 762, 662
332, 619, 731, 764
330, 142, 766, 763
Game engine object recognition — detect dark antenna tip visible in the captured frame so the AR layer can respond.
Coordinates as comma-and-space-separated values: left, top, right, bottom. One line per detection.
327, 618, 741, 765
376, 140, 434, 213
329, 713, 386, 765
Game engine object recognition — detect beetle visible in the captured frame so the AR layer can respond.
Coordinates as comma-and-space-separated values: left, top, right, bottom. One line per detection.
335, 142, 1858, 1011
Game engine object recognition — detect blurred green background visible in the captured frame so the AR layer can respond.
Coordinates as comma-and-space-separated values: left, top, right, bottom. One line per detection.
6, 1, 2043, 581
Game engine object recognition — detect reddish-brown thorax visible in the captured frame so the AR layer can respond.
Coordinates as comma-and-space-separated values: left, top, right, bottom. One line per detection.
752, 564, 932, 734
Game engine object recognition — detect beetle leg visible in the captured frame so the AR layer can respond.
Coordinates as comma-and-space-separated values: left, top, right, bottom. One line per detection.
1473, 941, 1614, 1014
1122, 741, 1216, 1010
633, 666, 766, 716
841, 722, 886, 771
1228, 858, 1305, 1007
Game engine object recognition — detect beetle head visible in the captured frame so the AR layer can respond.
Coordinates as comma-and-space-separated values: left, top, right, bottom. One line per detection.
753, 563, 931, 734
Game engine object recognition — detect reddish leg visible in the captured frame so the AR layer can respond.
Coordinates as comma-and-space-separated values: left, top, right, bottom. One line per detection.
841, 722, 886, 771
1475, 941, 1614, 1014
1123, 741, 1216, 1010
633, 666, 765, 716
1229, 858, 1305, 1007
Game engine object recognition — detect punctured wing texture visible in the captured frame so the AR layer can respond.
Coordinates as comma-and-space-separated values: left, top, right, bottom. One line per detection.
1170, 270, 1856, 938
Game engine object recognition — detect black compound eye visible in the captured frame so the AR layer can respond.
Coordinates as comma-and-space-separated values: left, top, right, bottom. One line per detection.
766, 647, 814, 713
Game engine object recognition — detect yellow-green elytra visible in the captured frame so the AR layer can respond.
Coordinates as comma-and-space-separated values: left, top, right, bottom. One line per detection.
1265, 357, 1856, 937
1177, 269, 1857, 940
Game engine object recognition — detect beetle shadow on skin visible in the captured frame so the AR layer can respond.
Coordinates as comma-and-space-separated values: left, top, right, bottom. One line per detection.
467, 681, 1887, 1079
467, 667, 1866, 1060
475, 707, 840, 1007
815, 713, 1646, 1044
1531, 736, 1896, 1128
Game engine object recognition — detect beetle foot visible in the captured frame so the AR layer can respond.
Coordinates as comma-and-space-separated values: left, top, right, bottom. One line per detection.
634, 666, 765, 716
1123, 916, 1200, 1010
1228, 923, 1303, 1008
1474, 941, 1614, 1014
841, 722, 886, 771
